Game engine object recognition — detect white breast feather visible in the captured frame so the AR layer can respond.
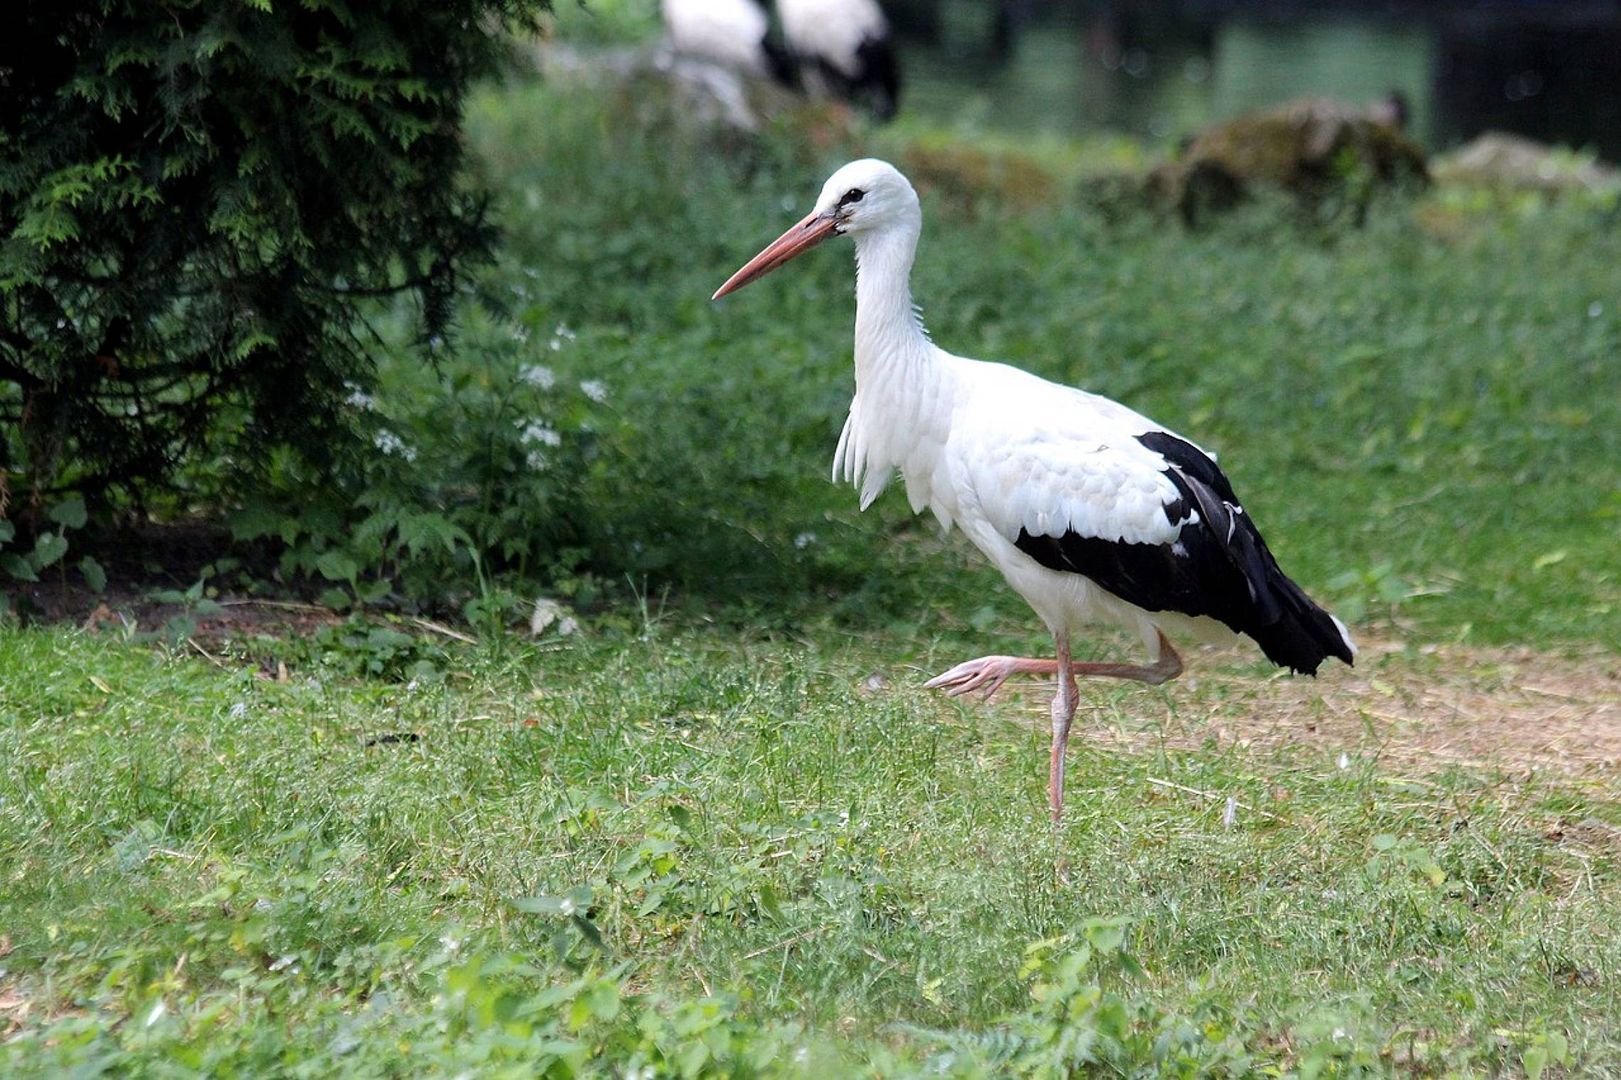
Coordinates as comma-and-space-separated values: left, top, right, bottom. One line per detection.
832, 394, 898, 510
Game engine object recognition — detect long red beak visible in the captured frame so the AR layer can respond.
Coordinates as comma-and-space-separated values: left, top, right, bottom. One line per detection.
712, 209, 839, 300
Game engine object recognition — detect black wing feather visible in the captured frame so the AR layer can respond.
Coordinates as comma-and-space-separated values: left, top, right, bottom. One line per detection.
1013, 431, 1353, 675
808, 32, 899, 121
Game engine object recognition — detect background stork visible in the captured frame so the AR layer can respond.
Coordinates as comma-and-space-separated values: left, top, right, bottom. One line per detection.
660, 0, 798, 88
778, 0, 901, 120
713, 159, 1354, 822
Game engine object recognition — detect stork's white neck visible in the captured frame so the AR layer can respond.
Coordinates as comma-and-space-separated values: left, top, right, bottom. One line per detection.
852, 222, 932, 386
834, 217, 952, 515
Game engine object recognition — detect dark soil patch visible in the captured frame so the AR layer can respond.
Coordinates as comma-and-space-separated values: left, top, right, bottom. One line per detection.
4, 521, 337, 640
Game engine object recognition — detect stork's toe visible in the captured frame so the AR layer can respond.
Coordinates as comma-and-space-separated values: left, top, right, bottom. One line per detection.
925, 656, 1018, 699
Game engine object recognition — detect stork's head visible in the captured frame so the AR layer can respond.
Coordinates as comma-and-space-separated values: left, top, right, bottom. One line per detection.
712, 159, 919, 300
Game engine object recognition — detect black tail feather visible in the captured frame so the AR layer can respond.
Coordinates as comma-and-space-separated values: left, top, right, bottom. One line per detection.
804, 34, 900, 121
1248, 559, 1355, 675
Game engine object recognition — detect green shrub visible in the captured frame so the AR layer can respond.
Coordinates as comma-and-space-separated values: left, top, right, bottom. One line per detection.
229, 301, 602, 618
0, 494, 102, 610
0, 0, 547, 511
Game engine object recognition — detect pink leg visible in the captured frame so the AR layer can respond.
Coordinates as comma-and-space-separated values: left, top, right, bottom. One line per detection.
927, 632, 1185, 823
926, 631, 1184, 699
1049, 634, 1078, 823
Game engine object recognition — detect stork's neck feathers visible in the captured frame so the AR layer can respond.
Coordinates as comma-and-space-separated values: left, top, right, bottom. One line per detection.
836, 212, 951, 512
851, 217, 933, 388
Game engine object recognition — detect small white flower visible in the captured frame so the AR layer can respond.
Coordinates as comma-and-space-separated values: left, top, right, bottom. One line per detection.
525, 449, 548, 471
518, 420, 561, 447
405, 679, 420, 694
1337, 752, 1351, 770
530, 597, 579, 637
344, 386, 375, 410
579, 378, 608, 403
559, 897, 576, 916
793, 531, 818, 549
373, 430, 417, 462
229, 701, 248, 720
511, 325, 530, 344
530, 598, 562, 635
519, 364, 556, 389
438, 933, 462, 954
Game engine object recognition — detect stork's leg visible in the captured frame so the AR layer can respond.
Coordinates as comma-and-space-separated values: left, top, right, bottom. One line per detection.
926, 632, 1184, 699
1048, 633, 1078, 823
930, 631, 1184, 822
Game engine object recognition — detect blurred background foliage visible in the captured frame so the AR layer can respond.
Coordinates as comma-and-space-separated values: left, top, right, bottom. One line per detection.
1, 0, 1617, 651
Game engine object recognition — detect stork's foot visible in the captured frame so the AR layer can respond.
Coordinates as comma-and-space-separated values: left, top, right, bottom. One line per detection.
924, 655, 1057, 699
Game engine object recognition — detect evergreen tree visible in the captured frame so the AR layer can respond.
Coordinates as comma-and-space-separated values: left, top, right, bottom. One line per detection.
0, 0, 546, 514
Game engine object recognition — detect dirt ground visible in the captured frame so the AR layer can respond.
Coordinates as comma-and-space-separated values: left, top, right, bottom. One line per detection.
1060, 635, 1621, 777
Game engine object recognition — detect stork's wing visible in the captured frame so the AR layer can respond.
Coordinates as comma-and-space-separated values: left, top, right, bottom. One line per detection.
965, 423, 1190, 549
963, 416, 1354, 675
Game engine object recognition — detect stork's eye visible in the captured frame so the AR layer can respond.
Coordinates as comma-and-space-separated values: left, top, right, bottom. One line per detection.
841, 188, 865, 205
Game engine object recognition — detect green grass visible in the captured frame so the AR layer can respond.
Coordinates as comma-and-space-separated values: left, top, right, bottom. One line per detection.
2, 626, 1618, 1074
4, 72, 1620, 1075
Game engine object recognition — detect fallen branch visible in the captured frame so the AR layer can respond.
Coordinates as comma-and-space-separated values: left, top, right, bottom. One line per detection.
409, 616, 478, 644
742, 925, 832, 961
1145, 776, 1283, 822
187, 637, 230, 670
216, 599, 329, 613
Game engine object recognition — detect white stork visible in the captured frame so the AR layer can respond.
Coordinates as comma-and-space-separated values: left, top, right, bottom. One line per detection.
660, 0, 798, 87
713, 159, 1355, 821
777, 0, 900, 120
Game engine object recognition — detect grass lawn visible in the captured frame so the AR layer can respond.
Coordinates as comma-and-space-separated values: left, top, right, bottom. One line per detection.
1, 625, 1618, 1075
3, 74, 1620, 1075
